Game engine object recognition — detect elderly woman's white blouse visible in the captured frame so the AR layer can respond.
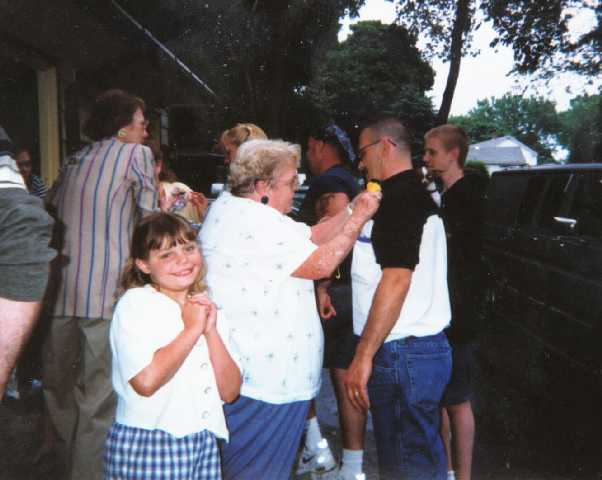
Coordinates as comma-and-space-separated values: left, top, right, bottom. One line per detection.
199, 192, 323, 404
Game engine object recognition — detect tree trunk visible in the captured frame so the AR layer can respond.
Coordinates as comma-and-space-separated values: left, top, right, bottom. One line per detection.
436, 0, 471, 124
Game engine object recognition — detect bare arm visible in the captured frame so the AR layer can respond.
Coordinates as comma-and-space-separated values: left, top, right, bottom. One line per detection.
309, 206, 349, 245
294, 191, 381, 280
0, 299, 41, 397
205, 328, 241, 403
129, 302, 207, 397
344, 268, 412, 411
188, 294, 240, 402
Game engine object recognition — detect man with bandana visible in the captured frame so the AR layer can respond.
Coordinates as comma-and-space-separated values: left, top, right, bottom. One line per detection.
296, 123, 366, 480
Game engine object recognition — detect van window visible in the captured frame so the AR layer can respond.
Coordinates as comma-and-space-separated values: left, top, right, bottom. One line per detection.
536, 174, 573, 231
569, 173, 602, 239
517, 176, 547, 227
486, 174, 529, 227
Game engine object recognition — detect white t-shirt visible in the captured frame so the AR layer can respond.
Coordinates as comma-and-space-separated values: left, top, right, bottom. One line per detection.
199, 192, 323, 404
110, 285, 239, 440
352, 218, 450, 341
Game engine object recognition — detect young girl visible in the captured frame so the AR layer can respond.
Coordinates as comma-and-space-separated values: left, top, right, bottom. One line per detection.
104, 212, 241, 480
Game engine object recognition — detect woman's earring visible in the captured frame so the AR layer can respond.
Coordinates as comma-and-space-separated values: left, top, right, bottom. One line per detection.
260, 195, 269, 204
118, 128, 127, 138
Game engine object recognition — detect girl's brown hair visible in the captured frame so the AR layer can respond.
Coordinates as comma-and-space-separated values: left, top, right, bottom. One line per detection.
120, 213, 206, 296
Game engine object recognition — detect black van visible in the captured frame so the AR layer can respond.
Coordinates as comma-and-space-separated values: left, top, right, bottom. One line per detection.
481, 163, 602, 469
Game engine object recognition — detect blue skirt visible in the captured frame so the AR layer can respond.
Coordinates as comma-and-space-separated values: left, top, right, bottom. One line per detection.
220, 395, 310, 480
104, 423, 221, 479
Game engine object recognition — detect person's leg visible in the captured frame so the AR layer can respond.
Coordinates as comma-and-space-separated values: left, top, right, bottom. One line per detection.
304, 400, 323, 450
330, 367, 367, 478
369, 334, 452, 480
42, 315, 80, 462
0, 298, 41, 397
440, 407, 454, 473
221, 395, 309, 480
441, 342, 477, 480
366, 340, 403, 478
447, 401, 475, 480
70, 317, 116, 480
297, 399, 337, 475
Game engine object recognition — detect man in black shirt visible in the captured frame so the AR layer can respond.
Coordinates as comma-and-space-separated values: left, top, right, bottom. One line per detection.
424, 124, 488, 480
345, 115, 452, 480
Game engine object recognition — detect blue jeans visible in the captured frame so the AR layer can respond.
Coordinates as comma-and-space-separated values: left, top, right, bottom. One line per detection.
368, 332, 452, 480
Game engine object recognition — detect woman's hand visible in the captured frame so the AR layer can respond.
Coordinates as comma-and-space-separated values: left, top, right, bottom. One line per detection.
350, 191, 382, 223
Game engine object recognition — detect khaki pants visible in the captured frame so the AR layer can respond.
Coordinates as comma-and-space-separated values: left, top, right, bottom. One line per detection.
42, 316, 115, 480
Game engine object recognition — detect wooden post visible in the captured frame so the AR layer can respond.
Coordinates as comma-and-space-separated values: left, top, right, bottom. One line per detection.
37, 67, 61, 185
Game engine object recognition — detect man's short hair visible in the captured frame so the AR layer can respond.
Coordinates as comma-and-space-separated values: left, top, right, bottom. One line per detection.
360, 113, 412, 153
425, 124, 469, 167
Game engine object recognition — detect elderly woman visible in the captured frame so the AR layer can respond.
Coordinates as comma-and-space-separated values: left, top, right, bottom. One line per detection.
43, 89, 165, 479
219, 122, 267, 165
198, 139, 380, 479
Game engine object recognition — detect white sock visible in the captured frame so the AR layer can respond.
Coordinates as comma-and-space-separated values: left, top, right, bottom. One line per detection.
447, 470, 456, 480
305, 416, 323, 452
340, 449, 363, 477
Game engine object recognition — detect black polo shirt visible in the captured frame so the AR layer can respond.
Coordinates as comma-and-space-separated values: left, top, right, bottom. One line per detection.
371, 170, 439, 270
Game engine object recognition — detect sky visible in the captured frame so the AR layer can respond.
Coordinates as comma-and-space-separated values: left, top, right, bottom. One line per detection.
339, 0, 601, 116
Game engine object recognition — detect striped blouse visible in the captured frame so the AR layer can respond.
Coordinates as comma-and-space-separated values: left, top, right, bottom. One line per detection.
28, 174, 48, 199
48, 138, 158, 320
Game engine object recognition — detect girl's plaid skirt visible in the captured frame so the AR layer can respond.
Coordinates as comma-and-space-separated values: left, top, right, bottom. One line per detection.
104, 423, 221, 479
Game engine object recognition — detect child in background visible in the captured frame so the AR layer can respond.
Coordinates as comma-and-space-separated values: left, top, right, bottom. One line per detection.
104, 212, 241, 480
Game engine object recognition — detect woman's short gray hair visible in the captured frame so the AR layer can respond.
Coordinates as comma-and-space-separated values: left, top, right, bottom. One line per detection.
228, 139, 301, 196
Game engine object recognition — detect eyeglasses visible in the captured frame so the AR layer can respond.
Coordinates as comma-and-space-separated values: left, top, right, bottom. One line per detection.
357, 138, 398, 162
357, 140, 380, 162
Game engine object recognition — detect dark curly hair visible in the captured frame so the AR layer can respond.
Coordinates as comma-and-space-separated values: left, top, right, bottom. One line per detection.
83, 89, 145, 141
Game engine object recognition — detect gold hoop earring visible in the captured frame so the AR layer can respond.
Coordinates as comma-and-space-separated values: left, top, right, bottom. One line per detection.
118, 129, 127, 138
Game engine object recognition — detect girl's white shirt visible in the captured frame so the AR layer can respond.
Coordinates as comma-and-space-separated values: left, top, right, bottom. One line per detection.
110, 284, 241, 439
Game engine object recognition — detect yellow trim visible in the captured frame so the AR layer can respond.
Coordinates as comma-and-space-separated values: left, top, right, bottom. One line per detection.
37, 67, 61, 185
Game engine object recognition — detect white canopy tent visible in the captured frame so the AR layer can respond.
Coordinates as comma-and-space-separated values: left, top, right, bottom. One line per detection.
467, 136, 538, 174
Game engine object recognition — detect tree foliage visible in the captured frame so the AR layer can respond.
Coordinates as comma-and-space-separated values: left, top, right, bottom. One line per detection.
307, 21, 435, 141
450, 94, 562, 163
118, 0, 366, 140
387, 0, 478, 123
388, 0, 601, 123
483, 0, 601, 77
557, 94, 602, 163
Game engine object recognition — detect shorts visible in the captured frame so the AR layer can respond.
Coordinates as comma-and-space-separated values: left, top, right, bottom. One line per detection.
441, 341, 477, 406
0, 188, 55, 301
322, 284, 358, 370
